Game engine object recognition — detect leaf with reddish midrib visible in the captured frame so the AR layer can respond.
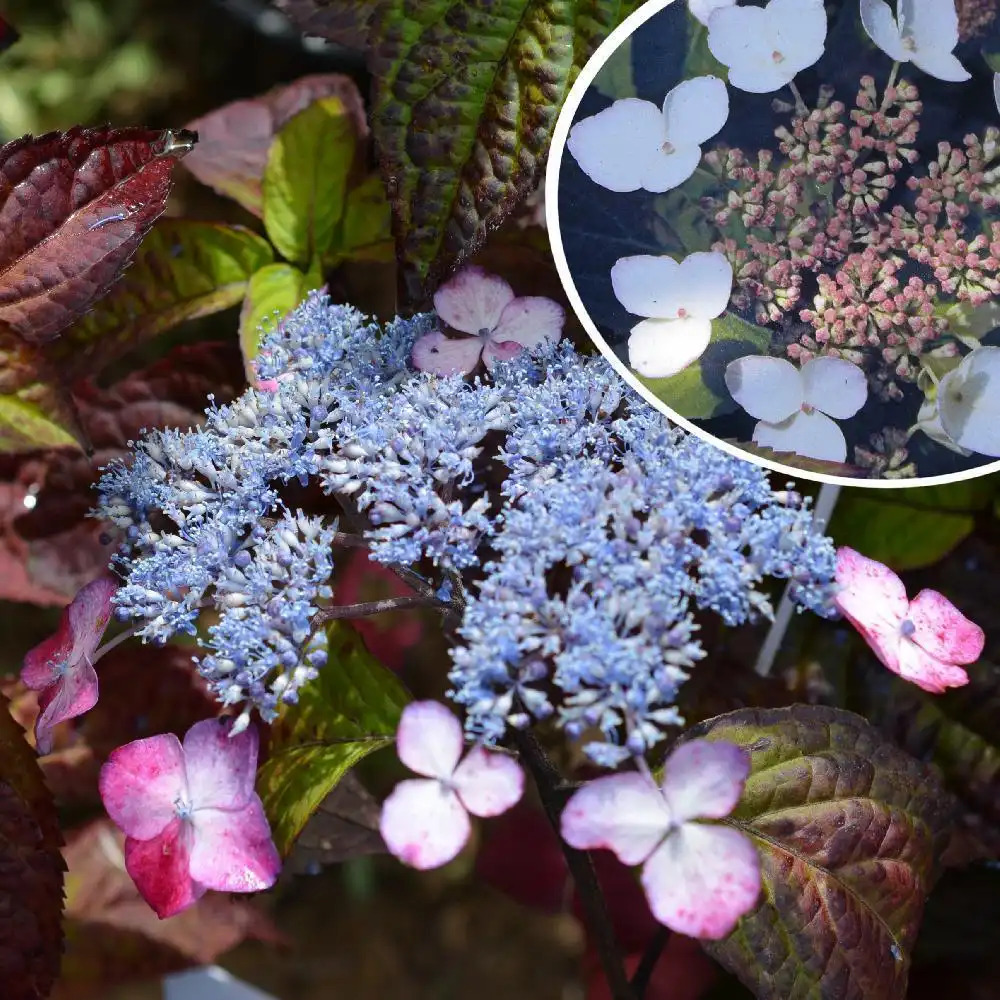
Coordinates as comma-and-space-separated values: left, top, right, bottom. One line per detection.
681, 705, 955, 1000
0, 126, 195, 343
367, 0, 643, 303
0, 691, 65, 1000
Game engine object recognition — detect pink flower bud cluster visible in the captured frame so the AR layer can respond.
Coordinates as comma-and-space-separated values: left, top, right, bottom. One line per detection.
957, 0, 998, 40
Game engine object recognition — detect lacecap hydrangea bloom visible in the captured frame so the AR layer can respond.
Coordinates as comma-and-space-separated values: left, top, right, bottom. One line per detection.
97, 287, 838, 761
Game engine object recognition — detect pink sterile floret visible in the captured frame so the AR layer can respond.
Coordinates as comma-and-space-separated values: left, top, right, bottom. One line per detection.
835, 547, 984, 693
380, 700, 525, 870
99, 717, 281, 919
411, 266, 565, 376
20, 574, 118, 754
560, 739, 761, 940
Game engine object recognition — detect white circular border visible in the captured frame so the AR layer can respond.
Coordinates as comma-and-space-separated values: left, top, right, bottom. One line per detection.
545, 0, 1000, 489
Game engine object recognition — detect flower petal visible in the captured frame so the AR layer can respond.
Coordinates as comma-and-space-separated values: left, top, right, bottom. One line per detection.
752, 409, 848, 463
641, 823, 761, 939
22, 574, 116, 691
834, 547, 907, 674
724, 355, 803, 423
560, 772, 671, 866
860, 0, 909, 60
707, 6, 774, 76
678, 251, 734, 320
124, 819, 204, 919
189, 798, 281, 892
661, 740, 749, 824
800, 356, 867, 419
639, 143, 704, 193
452, 747, 525, 817
628, 317, 712, 379
491, 296, 565, 351
661, 76, 730, 148
771, 0, 828, 74
566, 99, 667, 193
411, 331, 484, 376
611, 255, 683, 319
34, 656, 99, 755
906, 589, 985, 666
995, 73, 1000, 116
896, 639, 970, 693
433, 265, 514, 335
911, 47, 972, 83
901, 0, 959, 54
100, 733, 188, 840
396, 700, 464, 780
379, 778, 470, 869
183, 718, 258, 811
688, 0, 736, 28
939, 348, 1000, 456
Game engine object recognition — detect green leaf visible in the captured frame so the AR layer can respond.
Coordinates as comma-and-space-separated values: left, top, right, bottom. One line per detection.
936, 298, 1000, 341
50, 219, 275, 381
327, 172, 394, 266
0, 391, 80, 452
859, 660, 1000, 859
829, 481, 996, 570
638, 312, 771, 419
257, 624, 410, 856
263, 96, 358, 265
592, 37, 636, 99
369, 0, 639, 302
684, 705, 954, 1000
683, 20, 726, 78
238, 263, 310, 372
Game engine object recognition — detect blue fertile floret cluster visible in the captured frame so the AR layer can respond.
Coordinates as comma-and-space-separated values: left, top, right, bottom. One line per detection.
97, 292, 837, 758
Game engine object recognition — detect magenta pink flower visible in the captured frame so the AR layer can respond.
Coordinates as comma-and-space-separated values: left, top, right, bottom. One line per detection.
411, 266, 564, 376
21, 574, 117, 754
560, 740, 760, 940
380, 701, 525, 869
99, 718, 281, 918
835, 547, 984, 693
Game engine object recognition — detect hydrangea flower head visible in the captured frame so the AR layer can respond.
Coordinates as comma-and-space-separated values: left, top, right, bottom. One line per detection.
612, 251, 734, 378
835, 547, 984, 693
99, 717, 281, 918
567, 77, 729, 193
411, 266, 564, 375
560, 739, 761, 938
21, 574, 117, 753
861, 0, 971, 82
725, 355, 867, 463
707, 0, 828, 94
380, 701, 524, 869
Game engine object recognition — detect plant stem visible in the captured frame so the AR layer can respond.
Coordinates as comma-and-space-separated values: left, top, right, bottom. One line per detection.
788, 80, 807, 116
630, 926, 671, 999
313, 596, 441, 622
513, 728, 636, 1000
93, 624, 141, 663
880, 61, 901, 112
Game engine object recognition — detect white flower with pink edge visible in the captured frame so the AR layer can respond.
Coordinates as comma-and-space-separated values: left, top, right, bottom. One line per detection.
560, 739, 761, 939
380, 701, 525, 870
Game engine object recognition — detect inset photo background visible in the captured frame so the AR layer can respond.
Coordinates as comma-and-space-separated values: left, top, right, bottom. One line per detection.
550, 0, 1000, 483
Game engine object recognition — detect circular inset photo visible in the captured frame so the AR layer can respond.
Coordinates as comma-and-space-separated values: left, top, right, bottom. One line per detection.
548, 0, 1000, 484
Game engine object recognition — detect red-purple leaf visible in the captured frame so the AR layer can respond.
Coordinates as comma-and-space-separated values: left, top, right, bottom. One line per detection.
0, 126, 196, 343
0, 691, 65, 1000
183, 74, 366, 217
274, 0, 379, 49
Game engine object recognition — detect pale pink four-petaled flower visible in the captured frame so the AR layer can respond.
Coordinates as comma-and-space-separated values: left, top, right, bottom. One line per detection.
99, 718, 281, 918
411, 266, 564, 376
379, 700, 525, 869
835, 547, 984, 693
560, 739, 761, 939
21, 574, 118, 754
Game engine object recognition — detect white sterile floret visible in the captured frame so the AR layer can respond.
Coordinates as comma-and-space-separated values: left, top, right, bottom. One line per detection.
724, 355, 867, 463
707, 0, 828, 94
688, 0, 735, 26
860, 0, 970, 82
935, 347, 1000, 457
612, 251, 734, 379
567, 76, 729, 193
